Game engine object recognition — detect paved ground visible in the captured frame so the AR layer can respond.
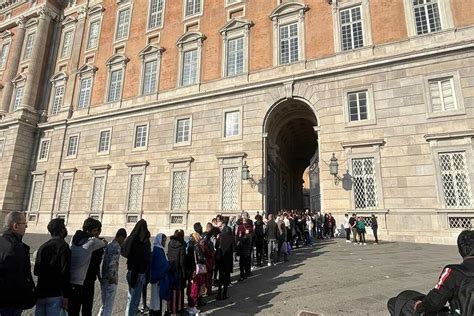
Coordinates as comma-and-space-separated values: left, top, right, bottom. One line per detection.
22, 234, 460, 316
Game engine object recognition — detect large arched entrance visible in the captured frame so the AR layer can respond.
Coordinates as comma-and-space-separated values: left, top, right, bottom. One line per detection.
263, 98, 320, 213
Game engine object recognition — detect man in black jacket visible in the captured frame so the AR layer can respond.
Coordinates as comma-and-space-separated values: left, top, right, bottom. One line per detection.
265, 214, 279, 266
34, 218, 71, 315
215, 215, 234, 300
0, 211, 35, 316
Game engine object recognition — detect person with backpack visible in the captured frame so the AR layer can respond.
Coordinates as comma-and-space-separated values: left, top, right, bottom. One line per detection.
356, 217, 367, 245
387, 229, 474, 316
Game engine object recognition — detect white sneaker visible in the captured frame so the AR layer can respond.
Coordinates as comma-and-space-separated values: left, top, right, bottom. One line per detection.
187, 307, 200, 314
345, 240, 351, 243
251, 266, 256, 271
267, 262, 271, 267
363, 243, 367, 245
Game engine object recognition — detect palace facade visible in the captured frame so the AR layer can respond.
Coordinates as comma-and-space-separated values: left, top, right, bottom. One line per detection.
0, 0, 473, 243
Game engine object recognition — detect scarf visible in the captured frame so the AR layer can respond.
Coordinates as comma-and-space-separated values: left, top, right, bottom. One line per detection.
153, 233, 166, 251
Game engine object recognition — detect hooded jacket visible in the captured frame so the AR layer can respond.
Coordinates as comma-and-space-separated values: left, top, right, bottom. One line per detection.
121, 219, 151, 274
167, 236, 186, 289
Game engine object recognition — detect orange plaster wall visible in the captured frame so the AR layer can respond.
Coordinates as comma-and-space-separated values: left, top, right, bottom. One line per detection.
451, 0, 474, 28
370, 0, 408, 44
246, 0, 274, 72
305, 0, 334, 60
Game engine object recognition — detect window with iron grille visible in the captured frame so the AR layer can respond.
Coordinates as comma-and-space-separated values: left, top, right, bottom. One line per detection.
38, 139, 50, 161
226, 36, 244, 76
224, 111, 240, 137
429, 77, 456, 112
413, 0, 441, 35
78, 77, 92, 109
87, 20, 101, 50
352, 158, 378, 209
171, 171, 187, 210
128, 173, 144, 212
340, 6, 364, 51
279, 23, 299, 65
23, 32, 35, 60
142, 59, 158, 95
90, 176, 105, 212
222, 167, 239, 211
61, 29, 74, 58
181, 49, 198, 86
66, 135, 78, 157
148, 0, 164, 29
107, 69, 123, 102
449, 217, 473, 230
170, 215, 184, 224
439, 152, 472, 208
115, 7, 131, 41
185, 0, 201, 17
348, 90, 368, 122
0, 42, 10, 69
13, 86, 24, 110
176, 118, 190, 143
98, 130, 111, 153
58, 178, 72, 213
51, 85, 65, 115
134, 125, 148, 149
28, 179, 43, 213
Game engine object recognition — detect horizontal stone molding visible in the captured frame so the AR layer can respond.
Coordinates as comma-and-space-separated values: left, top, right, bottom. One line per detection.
89, 164, 111, 170
167, 156, 194, 164
31, 170, 46, 176
59, 167, 77, 173
424, 130, 474, 142
125, 161, 149, 167
216, 152, 247, 159
341, 138, 385, 149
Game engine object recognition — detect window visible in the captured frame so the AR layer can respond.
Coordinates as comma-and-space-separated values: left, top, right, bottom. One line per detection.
148, 0, 164, 29
226, 36, 244, 76
107, 69, 124, 102
66, 135, 79, 158
438, 152, 472, 208
222, 167, 239, 211
171, 171, 187, 210
181, 49, 198, 86
58, 177, 73, 213
38, 139, 50, 161
0, 42, 10, 69
134, 124, 148, 149
413, 0, 441, 35
279, 23, 299, 64
348, 90, 368, 122
12, 86, 24, 110
22, 32, 35, 60
115, 7, 131, 41
226, 0, 241, 5
78, 77, 92, 109
87, 20, 101, 50
0, 139, 5, 158
98, 130, 111, 154
224, 110, 240, 137
429, 77, 456, 112
28, 178, 44, 213
352, 158, 378, 209
51, 85, 65, 115
128, 173, 144, 212
142, 59, 158, 95
90, 176, 106, 212
61, 29, 74, 58
340, 6, 364, 51
175, 118, 191, 144
185, 0, 201, 17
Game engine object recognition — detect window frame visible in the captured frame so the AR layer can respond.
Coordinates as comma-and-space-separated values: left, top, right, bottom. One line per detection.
11, 81, 25, 111
97, 128, 112, 155
403, 0, 454, 37
138, 45, 164, 96
49, 72, 68, 115
55, 170, 76, 220
423, 72, 466, 119
0, 137, 5, 159
76, 64, 98, 110
222, 107, 242, 141
147, 0, 165, 31
59, 27, 75, 59
65, 133, 80, 159
343, 85, 376, 127
21, 30, 36, 61
216, 154, 244, 213
167, 158, 193, 213
105, 55, 129, 104
174, 116, 192, 146
177, 32, 205, 87
183, 0, 203, 20
37, 138, 51, 162
132, 122, 150, 151
27, 172, 45, 216
86, 18, 102, 51
89, 167, 109, 215
220, 18, 253, 78
0, 39, 11, 70
125, 162, 148, 217
114, 5, 132, 43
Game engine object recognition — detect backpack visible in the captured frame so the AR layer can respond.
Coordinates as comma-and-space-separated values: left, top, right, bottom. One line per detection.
445, 264, 474, 316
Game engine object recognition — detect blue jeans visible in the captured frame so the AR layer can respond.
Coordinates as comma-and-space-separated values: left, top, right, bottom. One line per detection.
0, 308, 22, 316
35, 296, 63, 316
98, 282, 117, 316
125, 272, 146, 316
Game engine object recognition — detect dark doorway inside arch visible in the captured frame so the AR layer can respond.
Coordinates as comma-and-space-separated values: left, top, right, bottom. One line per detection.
264, 99, 320, 214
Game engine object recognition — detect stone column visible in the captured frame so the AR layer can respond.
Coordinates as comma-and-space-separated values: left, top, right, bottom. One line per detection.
21, 7, 53, 111
0, 16, 26, 115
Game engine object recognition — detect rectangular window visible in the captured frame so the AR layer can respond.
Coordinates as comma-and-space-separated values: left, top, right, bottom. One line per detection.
134, 125, 148, 149
28, 179, 43, 213
352, 158, 378, 209
66, 135, 79, 157
87, 20, 101, 50
439, 152, 472, 208
176, 118, 191, 143
185, 0, 201, 17
38, 139, 50, 161
348, 90, 368, 122
23, 32, 35, 60
128, 173, 144, 211
429, 77, 456, 112
90, 176, 106, 212
279, 23, 299, 65
148, 0, 164, 29
181, 49, 198, 86
13, 86, 24, 110
0, 139, 4, 157
61, 29, 74, 58
413, 0, 441, 35
171, 171, 187, 210
78, 77, 92, 109
142, 59, 158, 95
107, 69, 123, 102
224, 110, 240, 137
0, 42, 10, 69
51, 85, 65, 115
115, 8, 131, 41
222, 167, 239, 211
58, 178, 72, 213
226, 36, 244, 76
340, 6, 364, 51
98, 130, 111, 153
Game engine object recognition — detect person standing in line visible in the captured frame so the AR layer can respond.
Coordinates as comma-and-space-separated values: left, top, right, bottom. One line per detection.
201, 224, 216, 296
349, 213, 358, 243
185, 226, 207, 315
265, 214, 279, 266
167, 229, 186, 315
0, 211, 36, 316
34, 218, 70, 316
254, 215, 265, 267
356, 217, 367, 245
83, 237, 106, 316
371, 214, 379, 244
215, 215, 234, 300
149, 233, 170, 316
276, 218, 288, 262
343, 214, 351, 243
238, 227, 253, 281
68, 218, 107, 316
98, 228, 127, 316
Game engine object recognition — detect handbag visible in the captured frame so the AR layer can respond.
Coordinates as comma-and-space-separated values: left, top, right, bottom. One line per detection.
194, 248, 207, 275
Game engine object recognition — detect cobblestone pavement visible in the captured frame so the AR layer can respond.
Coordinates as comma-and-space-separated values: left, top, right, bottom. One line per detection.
22, 234, 459, 316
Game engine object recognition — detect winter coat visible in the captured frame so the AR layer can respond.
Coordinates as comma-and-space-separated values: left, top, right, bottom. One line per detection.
215, 225, 234, 274
167, 236, 186, 289
265, 219, 279, 240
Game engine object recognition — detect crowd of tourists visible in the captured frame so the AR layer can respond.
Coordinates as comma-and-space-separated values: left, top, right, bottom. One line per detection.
0, 209, 379, 316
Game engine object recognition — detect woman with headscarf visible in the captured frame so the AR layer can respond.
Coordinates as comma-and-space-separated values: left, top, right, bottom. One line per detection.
185, 223, 207, 315
167, 229, 186, 315
121, 219, 151, 316
150, 233, 170, 316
